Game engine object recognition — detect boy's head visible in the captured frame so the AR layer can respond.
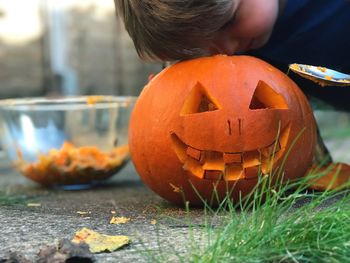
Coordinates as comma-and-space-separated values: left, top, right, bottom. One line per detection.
115, 0, 281, 62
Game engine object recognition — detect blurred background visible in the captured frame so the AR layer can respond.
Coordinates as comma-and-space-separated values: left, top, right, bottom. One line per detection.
0, 0, 349, 163
0, 0, 161, 98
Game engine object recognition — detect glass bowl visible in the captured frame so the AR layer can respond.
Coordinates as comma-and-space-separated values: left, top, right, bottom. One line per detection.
0, 96, 137, 189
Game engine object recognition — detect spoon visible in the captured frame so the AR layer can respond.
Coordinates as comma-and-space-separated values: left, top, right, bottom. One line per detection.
289, 64, 350, 87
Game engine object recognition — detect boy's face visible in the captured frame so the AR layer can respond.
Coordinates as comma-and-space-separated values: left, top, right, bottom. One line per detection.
210, 0, 281, 55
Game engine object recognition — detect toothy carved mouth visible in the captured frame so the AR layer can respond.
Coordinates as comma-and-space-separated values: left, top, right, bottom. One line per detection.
170, 125, 290, 181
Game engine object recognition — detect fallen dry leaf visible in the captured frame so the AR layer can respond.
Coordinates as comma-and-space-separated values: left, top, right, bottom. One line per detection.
72, 228, 129, 253
77, 211, 91, 215
110, 216, 130, 224
169, 183, 182, 193
27, 203, 41, 207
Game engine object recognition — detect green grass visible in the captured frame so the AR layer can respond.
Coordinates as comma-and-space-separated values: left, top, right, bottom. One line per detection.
141, 126, 350, 263
189, 181, 350, 263
145, 173, 350, 263
0, 190, 33, 206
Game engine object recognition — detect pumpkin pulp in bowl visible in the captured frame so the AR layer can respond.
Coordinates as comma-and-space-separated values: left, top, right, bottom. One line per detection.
0, 96, 136, 188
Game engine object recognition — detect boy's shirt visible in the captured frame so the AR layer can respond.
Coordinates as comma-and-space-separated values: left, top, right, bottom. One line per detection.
248, 0, 350, 111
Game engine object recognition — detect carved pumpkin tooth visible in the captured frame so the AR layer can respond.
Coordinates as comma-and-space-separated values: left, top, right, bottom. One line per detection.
202, 161, 225, 171
223, 152, 242, 164
204, 170, 223, 180
261, 163, 271, 175
242, 151, 261, 168
186, 146, 201, 160
224, 164, 243, 181
202, 151, 225, 171
203, 150, 223, 160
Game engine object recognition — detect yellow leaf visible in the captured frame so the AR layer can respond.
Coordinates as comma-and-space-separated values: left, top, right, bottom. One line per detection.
27, 203, 41, 207
72, 227, 129, 253
169, 183, 182, 193
110, 216, 130, 224
151, 219, 157, 225
77, 211, 90, 215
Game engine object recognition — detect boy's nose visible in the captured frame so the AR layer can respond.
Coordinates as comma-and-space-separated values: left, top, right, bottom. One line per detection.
210, 35, 239, 55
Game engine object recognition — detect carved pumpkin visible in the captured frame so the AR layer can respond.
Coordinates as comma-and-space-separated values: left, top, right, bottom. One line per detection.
129, 55, 317, 205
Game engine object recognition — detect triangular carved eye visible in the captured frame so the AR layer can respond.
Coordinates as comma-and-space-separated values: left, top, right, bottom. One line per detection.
249, 80, 288, 110
181, 82, 221, 115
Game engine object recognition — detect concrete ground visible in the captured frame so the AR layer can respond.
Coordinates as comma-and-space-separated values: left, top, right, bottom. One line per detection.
0, 111, 349, 262
0, 160, 210, 262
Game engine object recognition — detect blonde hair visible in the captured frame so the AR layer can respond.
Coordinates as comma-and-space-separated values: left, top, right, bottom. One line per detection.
115, 0, 235, 61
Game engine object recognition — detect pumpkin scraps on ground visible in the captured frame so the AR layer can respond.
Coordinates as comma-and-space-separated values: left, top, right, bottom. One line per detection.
110, 216, 131, 224
15, 142, 129, 186
72, 228, 130, 253
27, 203, 41, 207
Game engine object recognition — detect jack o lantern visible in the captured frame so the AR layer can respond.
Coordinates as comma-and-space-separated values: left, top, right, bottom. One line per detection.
129, 55, 317, 205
